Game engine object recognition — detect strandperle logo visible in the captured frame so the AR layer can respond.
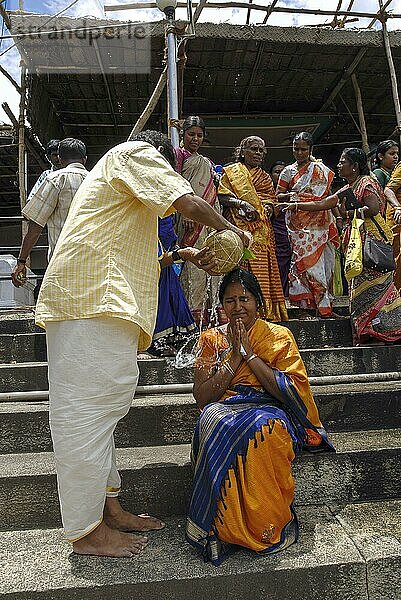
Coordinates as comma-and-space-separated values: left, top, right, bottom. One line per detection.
10, 19, 151, 74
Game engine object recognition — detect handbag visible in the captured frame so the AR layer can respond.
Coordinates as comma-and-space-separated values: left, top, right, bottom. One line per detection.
363, 216, 395, 273
344, 212, 364, 282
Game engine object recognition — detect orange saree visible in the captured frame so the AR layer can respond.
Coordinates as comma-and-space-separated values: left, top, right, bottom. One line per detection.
218, 163, 287, 321
186, 319, 333, 565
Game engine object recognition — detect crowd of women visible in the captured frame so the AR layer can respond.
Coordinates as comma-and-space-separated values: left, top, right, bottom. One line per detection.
150, 115, 401, 352
173, 124, 401, 565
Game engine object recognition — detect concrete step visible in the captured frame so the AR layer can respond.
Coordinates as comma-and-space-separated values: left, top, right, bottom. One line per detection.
0, 319, 354, 363
1, 382, 401, 454
0, 500, 400, 600
0, 428, 399, 531
2, 345, 401, 392
0, 332, 47, 363
0, 310, 39, 334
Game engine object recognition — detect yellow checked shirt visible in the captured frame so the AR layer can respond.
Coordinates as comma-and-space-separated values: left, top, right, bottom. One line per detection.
35, 142, 193, 351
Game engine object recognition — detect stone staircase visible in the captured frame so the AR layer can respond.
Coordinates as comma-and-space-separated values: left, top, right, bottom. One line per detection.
0, 309, 400, 599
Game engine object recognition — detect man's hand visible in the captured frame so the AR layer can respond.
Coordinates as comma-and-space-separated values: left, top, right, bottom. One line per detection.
11, 263, 27, 288
179, 246, 218, 273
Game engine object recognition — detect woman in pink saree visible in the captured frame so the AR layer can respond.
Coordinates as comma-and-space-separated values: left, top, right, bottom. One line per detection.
175, 116, 220, 324
276, 132, 339, 318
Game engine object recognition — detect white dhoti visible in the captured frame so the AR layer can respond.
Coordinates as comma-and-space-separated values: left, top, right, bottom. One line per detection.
46, 316, 140, 541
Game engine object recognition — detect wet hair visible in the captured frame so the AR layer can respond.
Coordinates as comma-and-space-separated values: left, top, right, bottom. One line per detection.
293, 131, 314, 149
233, 136, 266, 163
45, 139, 60, 157
181, 115, 206, 135
342, 147, 370, 176
130, 130, 176, 169
269, 160, 286, 173
375, 139, 398, 167
58, 138, 86, 161
219, 268, 266, 315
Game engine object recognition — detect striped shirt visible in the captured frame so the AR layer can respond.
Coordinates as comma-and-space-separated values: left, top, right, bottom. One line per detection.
26, 168, 52, 202
35, 141, 193, 351
22, 163, 88, 258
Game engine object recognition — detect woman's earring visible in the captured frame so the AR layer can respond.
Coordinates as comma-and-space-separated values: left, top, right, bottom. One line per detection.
352, 168, 356, 172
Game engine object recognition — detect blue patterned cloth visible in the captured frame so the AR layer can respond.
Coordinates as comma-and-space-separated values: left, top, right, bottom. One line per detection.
153, 216, 195, 340
186, 383, 334, 565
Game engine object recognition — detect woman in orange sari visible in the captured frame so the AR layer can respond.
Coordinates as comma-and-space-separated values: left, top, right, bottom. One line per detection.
276, 132, 339, 318
218, 136, 287, 322
284, 148, 401, 346
186, 268, 333, 565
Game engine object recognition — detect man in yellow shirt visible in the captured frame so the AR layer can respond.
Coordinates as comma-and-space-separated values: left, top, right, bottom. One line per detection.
35, 130, 251, 558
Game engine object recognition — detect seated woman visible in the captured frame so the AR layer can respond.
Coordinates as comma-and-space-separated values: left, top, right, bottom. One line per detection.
186, 268, 333, 565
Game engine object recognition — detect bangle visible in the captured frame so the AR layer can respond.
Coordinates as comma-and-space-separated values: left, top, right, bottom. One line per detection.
17, 258, 26, 264
171, 249, 184, 263
245, 353, 257, 363
336, 216, 343, 221
222, 362, 235, 377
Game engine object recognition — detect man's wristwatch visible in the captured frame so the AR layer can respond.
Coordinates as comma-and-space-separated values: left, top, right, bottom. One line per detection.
17, 258, 26, 265
171, 249, 184, 263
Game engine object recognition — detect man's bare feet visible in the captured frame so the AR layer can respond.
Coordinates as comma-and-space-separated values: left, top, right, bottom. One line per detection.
104, 497, 166, 532
73, 521, 148, 557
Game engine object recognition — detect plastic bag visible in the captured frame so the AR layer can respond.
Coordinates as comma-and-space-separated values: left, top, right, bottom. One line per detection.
344, 213, 364, 282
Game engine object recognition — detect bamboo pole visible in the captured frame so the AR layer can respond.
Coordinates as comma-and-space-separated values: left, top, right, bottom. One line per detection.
127, 69, 167, 140
1, 102, 47, 170
127, 2, 207, 139
262, 0, 279, 24
351, 73, 370, 164
368, 0, 393, 28
379, 0, 401, 148
104, 1, 401, 20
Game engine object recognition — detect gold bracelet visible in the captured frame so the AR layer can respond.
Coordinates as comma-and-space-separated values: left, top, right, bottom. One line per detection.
222, 362, 235, 377
245, 353, 257, 363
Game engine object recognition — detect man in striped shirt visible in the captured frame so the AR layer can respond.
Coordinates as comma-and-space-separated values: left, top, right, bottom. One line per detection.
26, 139, 61, 201
12, 138, 87, 287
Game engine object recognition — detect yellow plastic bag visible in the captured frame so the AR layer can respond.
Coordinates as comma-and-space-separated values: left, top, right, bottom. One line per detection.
333, 246, 343, 296
344, 213, 364, 282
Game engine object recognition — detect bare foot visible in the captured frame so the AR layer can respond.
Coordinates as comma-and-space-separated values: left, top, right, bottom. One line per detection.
104, 497, 165, 532
73, 521, 148, 557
